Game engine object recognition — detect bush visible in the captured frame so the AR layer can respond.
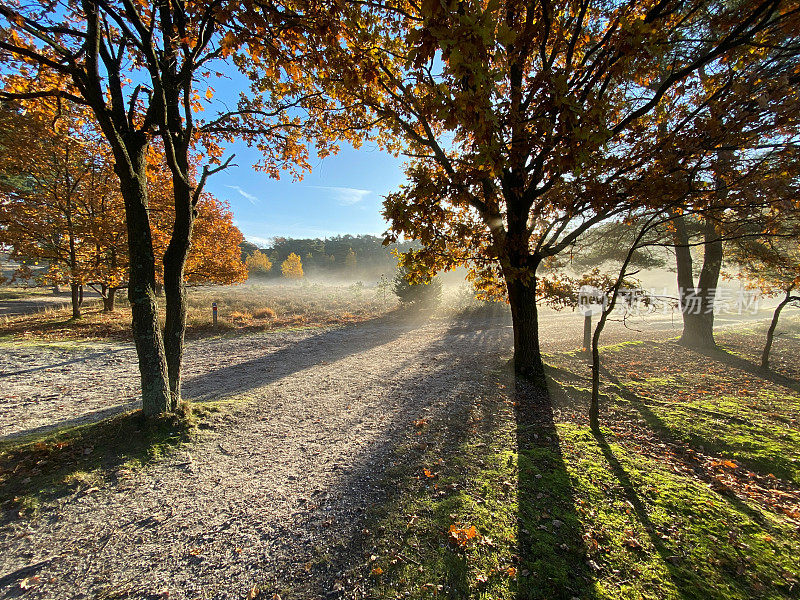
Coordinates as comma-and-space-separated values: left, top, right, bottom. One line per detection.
392, 266, 442, 308
253, 307, 276, 319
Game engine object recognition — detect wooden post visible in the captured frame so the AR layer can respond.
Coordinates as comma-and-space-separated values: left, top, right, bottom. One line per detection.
212, 302, 217, 326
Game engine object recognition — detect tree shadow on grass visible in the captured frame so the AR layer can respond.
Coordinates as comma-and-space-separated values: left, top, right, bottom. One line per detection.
513, 379, 596, 600
690, 345, 800, 395
590, 428, 694, 599
599, 366, 777, 530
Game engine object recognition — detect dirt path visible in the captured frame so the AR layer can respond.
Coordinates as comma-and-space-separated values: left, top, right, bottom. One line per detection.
0, 309, 778, 441
0, 311, 780, 599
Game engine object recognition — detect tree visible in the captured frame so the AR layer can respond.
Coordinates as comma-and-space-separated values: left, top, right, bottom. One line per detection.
729, 220, 800, 369
182, 197, 249, 286
393, 265, 442, 308
0, 101, 120, 318
245, 250, 273, 276
297, 0, 800, 385
0, 0, 326, 415
0, 105, 248, 314
281, 253, 304, 279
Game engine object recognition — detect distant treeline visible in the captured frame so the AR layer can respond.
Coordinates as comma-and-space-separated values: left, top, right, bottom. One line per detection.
240, 234, 417, 280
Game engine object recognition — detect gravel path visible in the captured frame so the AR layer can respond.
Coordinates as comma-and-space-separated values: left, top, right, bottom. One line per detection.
0, 308, 773, 442
0, 310, 777, 599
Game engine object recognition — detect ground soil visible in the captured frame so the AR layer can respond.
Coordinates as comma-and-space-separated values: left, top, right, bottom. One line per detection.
0, 308, 794, 599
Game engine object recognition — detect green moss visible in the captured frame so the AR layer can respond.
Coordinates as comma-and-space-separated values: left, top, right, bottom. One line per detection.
364, 339, 800, 599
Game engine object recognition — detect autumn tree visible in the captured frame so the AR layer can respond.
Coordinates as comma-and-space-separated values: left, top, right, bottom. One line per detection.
183, 197, 248, 286
0, 101, 119, 318
288, 0, 800, 384
281, 252, 304, 279
0, 0, 331, 415
652, 46, 800, 349
728, 218, 800, 369
245, 250, 273, 276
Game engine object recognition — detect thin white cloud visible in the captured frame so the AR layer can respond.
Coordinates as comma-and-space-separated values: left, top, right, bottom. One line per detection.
226, 185, 259, 205
310, 186, 372, 206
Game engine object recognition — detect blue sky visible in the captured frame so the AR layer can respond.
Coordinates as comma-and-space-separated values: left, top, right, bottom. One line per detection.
194, 62, 409, 248
202, 131, 406, 248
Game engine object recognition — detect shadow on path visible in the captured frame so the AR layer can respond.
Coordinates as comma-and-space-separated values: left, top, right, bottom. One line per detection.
2, 401, 141, 442
247, 316, 509, 598
182, 314, 426, 401
0, 345, 130, 378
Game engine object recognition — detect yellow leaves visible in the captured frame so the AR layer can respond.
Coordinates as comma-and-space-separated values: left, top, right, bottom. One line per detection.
220, 31, 238, 57
205, 87, 215, 101
245, 250, 272, 274
281, 253, 304, 279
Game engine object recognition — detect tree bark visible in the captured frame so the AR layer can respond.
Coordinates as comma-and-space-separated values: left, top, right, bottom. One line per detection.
162, 166, 194, 410
762, 291, 797, 369
674, 215, 721, 349
102, 286, 117, 312
113, 136, 171, 416
70, 283, 82, 319
505, 270, 546, 386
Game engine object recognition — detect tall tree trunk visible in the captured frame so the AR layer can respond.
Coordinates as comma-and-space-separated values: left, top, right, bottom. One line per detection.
70, 283, 82, 319
162, 159, 194, 410
762, 291, 797, 369
505, 268, 546, 386
68, 221, 81, 319
114, 139, 171, 416
103, 285, 117, 312
674, 215, 721, 349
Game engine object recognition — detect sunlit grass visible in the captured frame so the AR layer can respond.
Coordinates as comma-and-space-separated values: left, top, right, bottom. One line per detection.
364, 332, 800, 599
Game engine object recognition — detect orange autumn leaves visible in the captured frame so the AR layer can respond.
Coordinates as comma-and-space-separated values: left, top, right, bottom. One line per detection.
0, 103, 247, 290
448, 524, 479, 548
145, 151, 248, 286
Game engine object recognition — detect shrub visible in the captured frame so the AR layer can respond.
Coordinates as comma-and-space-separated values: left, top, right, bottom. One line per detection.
229, 310, 252, 323
253, 307, 276, 319
392, 266, 442, 308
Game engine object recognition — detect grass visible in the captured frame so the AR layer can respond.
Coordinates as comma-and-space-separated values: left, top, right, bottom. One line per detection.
362, 327, 800, 599
0, 402, 224, 522
0, 286, 57, 301
0, 280, 396, 342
